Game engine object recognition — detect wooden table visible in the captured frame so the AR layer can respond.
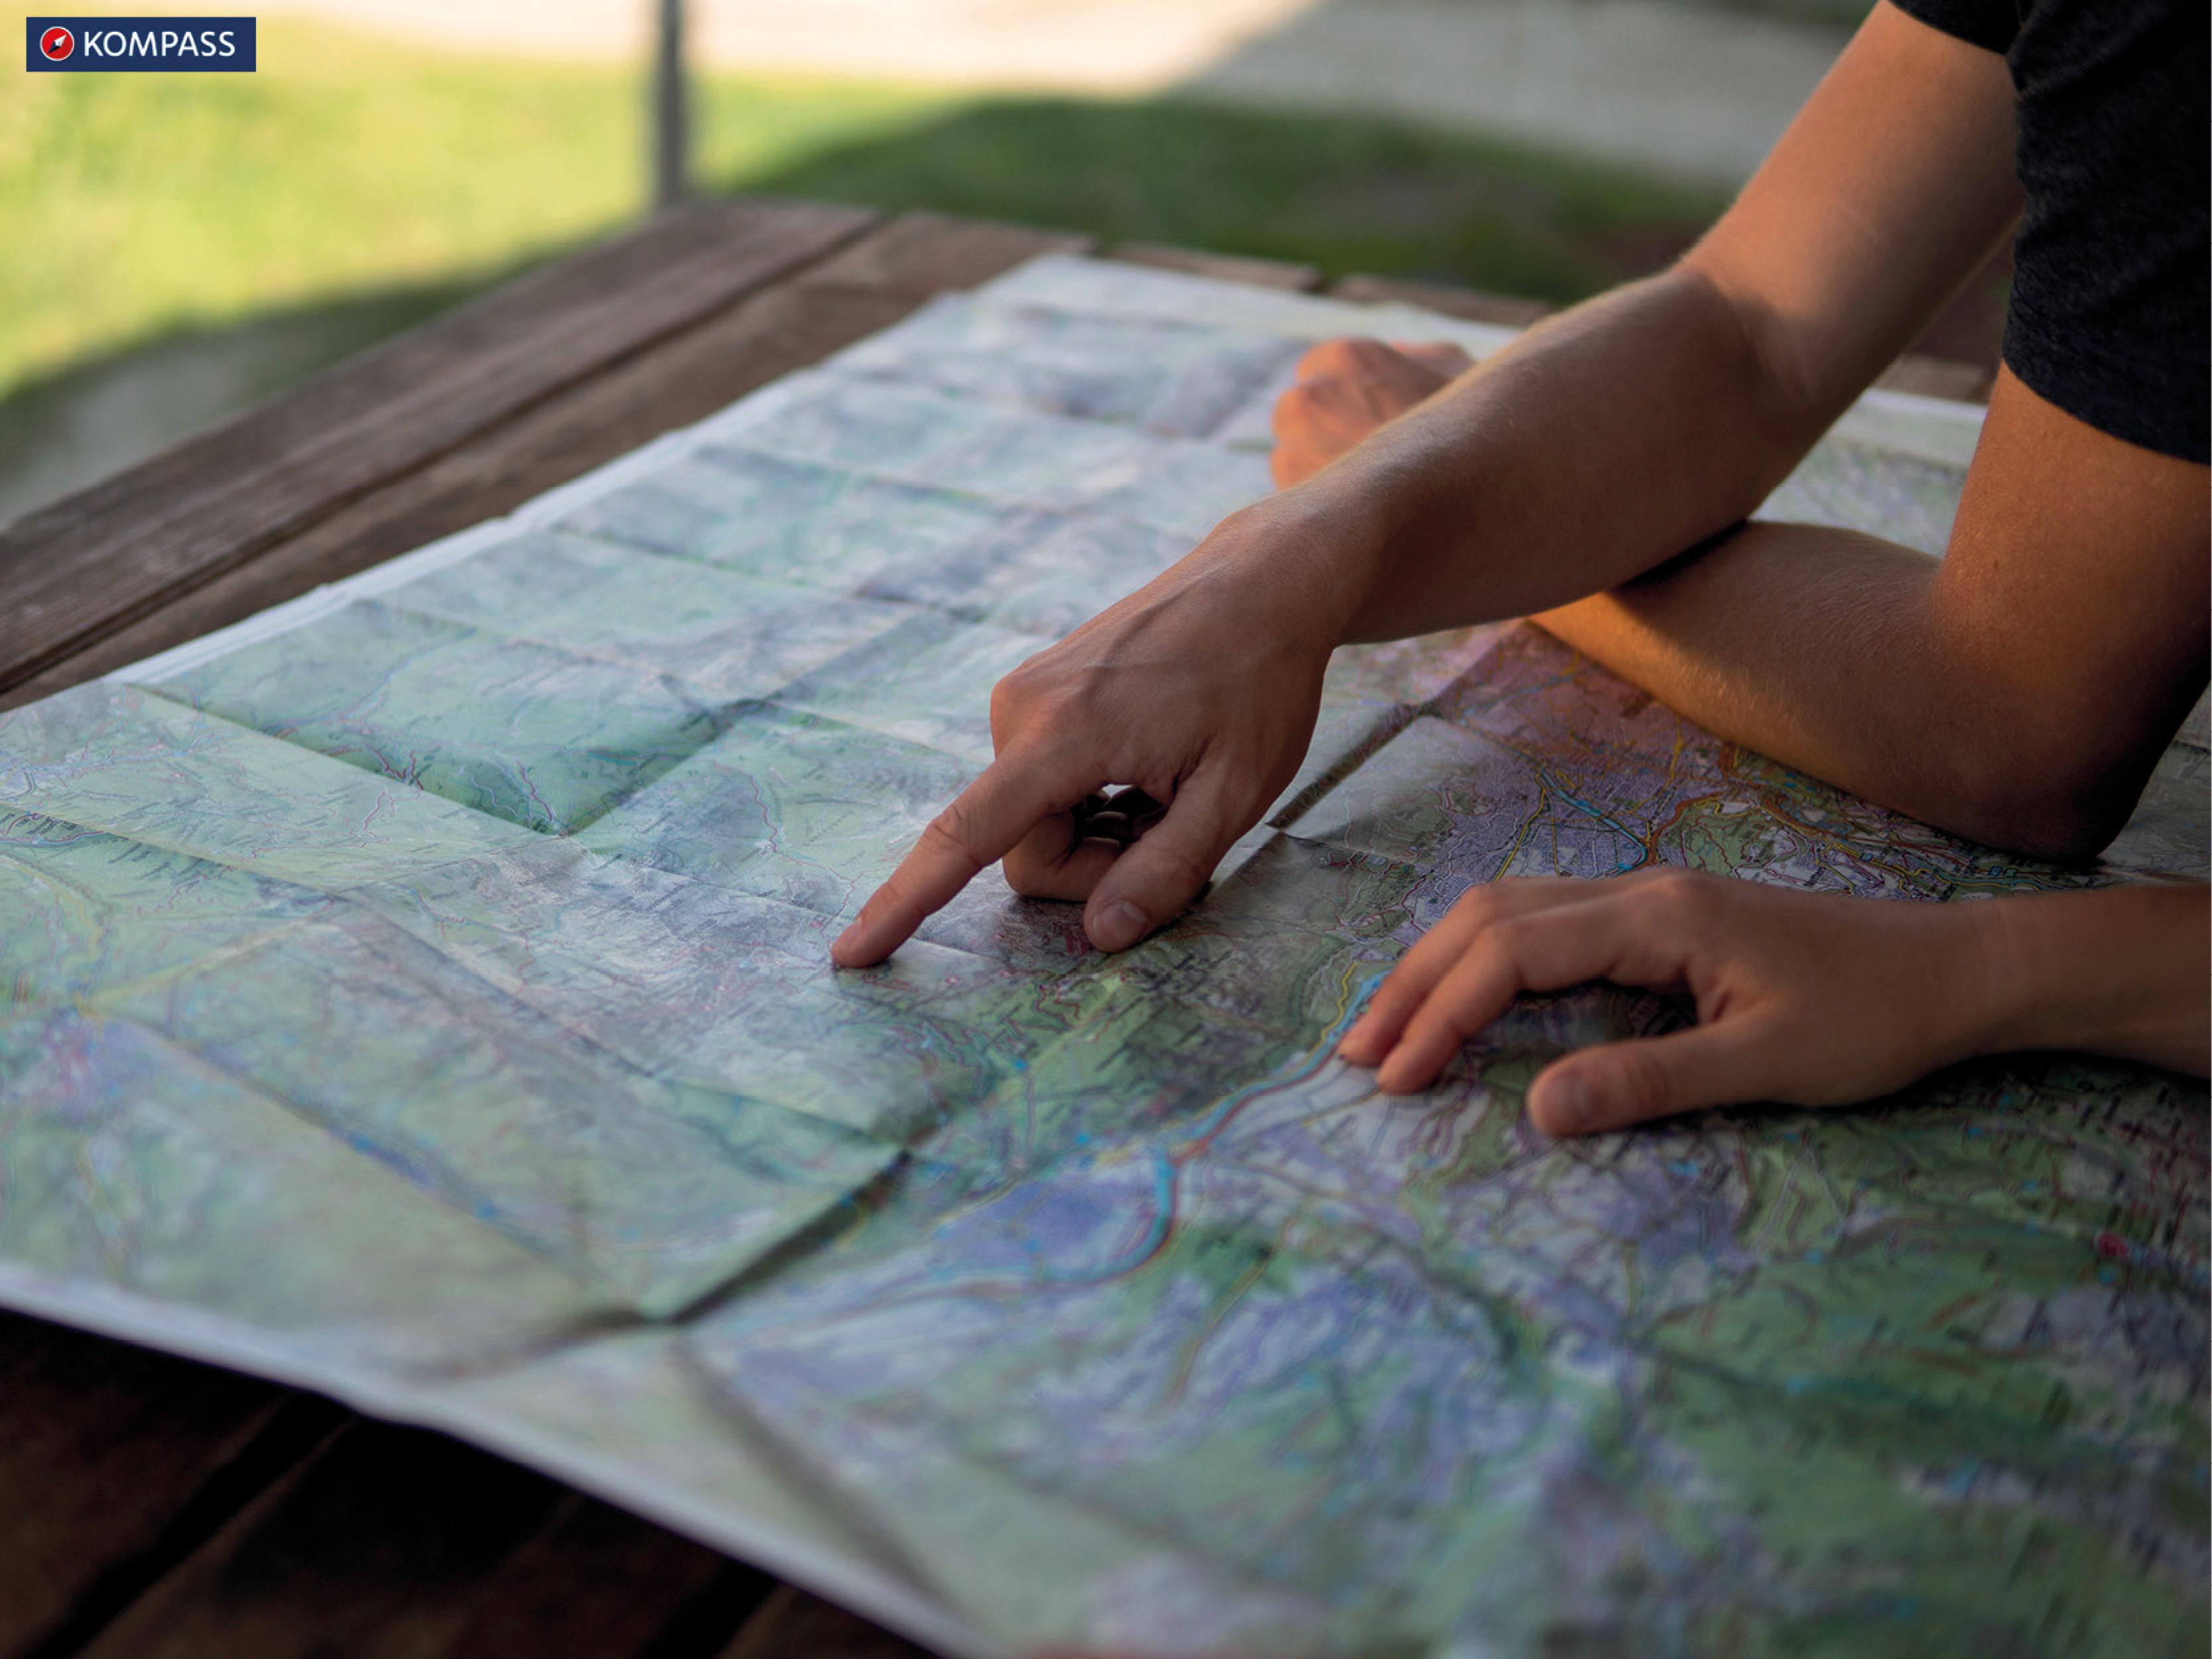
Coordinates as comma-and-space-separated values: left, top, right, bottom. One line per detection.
0, 198, 1992, 1659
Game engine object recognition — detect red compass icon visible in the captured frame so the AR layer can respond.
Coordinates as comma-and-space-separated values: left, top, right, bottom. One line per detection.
40, 25, 76, 60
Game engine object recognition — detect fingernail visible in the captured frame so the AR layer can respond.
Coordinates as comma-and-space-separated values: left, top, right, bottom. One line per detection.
1338, 1017, 1372, 1058
832, 920, 863, 960
1540, 1074, 1594, 1135
1090, 900, 1147, 952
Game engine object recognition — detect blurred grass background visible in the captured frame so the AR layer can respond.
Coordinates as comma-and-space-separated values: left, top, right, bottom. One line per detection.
1, 15, 1733, 518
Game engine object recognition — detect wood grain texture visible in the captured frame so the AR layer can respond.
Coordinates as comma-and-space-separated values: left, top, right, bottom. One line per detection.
1, 208, 1074, 1659
0, 198, 879, 696
1, 214, 1094, 711
411, 1494, 774, 1659
0, 284, 922, 709
66, 1419, 778, 1659
2, 206, 2000, 1659
719, 1586, 938, 1659
796, 209, 1093, 299
1108, 242, 1323, 291
0, 1314, 342, 1659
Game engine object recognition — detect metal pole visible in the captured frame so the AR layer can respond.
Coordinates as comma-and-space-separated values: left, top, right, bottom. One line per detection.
651, 0, 689, 210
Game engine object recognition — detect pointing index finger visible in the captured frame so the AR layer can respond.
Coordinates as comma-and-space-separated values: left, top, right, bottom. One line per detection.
831, 752, 1077, 968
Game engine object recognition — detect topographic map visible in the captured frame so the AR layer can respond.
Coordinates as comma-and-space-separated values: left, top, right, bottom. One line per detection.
1, 256, 2205, 1658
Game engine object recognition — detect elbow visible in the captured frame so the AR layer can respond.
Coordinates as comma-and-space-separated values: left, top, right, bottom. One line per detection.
1939, 729, 2152, 865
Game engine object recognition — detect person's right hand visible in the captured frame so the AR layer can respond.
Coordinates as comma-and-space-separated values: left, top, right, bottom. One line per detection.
830, 500, 1349, 966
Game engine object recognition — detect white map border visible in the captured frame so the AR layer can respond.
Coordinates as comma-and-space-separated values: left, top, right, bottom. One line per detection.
58, 253, 2118, 1658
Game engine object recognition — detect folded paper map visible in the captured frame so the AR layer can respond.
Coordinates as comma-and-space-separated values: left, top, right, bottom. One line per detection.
1, 255, 2204, 1658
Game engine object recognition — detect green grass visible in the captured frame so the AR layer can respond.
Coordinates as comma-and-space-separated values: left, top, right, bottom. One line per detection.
758, 98, 1726, 304
1, 17, 1731, 399
0, 17, 1733, 518
1, 20, 948, 394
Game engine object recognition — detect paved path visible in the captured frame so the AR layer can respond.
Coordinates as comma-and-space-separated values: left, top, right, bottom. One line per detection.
1189, 0, 1852, 182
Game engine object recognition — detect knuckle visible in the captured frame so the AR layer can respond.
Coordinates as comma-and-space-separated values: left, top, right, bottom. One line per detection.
990, 656, 1047, 718
1139, 839, 1213, 895
1631, 867, 1706, 912
924, 804, 990, 867
1003, 861, 1057, 899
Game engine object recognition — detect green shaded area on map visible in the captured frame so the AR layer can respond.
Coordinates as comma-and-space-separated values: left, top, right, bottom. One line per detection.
1, 257, 2203, 1657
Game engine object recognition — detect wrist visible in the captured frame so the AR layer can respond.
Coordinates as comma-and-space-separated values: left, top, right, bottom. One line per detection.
1957, 887, 2210, 1074
1203, 485, 1394, 654
1939, 897, 2039, 1062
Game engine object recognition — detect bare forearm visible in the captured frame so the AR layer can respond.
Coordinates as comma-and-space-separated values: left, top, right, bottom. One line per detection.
1968, 884, 2210, 1076
1535, 521, 1972, 830
1272, 269, 1820, 644
1532, 517, 2194, 859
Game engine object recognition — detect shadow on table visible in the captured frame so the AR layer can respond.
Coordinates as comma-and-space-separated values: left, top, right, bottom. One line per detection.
0, 92, 1733, 530
5, 88, 2008, 532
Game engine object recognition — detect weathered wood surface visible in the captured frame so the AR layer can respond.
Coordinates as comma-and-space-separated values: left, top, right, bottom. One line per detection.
70, 1420, 787, 1659
0, 202, 1070, 1659
0, 198, 877, 698
0, 213, 1092, 711
0, 199, 1998, 1659
0, 1313, 339, 1659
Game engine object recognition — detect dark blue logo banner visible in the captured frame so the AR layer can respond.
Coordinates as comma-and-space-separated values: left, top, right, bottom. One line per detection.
27, 17, 256, 71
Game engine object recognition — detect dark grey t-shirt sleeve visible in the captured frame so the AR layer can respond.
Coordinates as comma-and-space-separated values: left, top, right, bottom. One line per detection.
1890, 0, 2210, 463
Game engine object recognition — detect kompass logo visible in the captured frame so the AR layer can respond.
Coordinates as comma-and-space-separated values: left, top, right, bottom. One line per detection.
25, 15, 256, 70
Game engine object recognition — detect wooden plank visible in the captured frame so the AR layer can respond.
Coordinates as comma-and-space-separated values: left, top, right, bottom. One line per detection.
0, 198, 880, 697
797, 209, 1094, 298
1327, 272, 1554, 329
1108, 242, 1322, 291
51, 1408, 791, 1659
0, 1313, 343, 1659
64, 1415, 712, 1659
719, 1586, 936, 1659
429, 1496, 774, 1659
0, 209, 1094, 1656
1, 228, 1046, 711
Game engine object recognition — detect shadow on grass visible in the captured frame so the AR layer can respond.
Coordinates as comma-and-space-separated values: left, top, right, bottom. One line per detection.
748, 96, 1728, 300
1, 95, 1728, 526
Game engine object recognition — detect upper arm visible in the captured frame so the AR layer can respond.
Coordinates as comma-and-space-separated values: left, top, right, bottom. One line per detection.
1927, 366, 2210, 853
1682, 1, 2023, 437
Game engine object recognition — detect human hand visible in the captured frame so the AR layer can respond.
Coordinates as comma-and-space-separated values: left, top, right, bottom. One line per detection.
1336, 871, 2002, 1133
830, 502, 1351, 966
1271, 337, 1474, 488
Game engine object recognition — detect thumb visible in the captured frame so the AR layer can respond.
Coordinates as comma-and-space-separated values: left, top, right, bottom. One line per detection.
1081, 772, 1242, 953
1526, 1022, 1779, 1136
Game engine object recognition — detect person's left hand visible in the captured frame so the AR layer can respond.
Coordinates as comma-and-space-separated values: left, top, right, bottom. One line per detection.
1335, 869, 2002, 1134
1271, 337, 1473, 488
